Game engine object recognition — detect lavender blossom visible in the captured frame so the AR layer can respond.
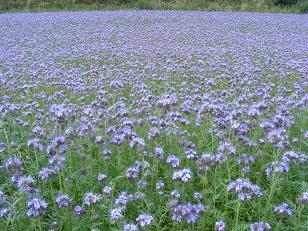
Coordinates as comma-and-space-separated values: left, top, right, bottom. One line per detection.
102, 186, 112, 198
171, 203, 205, 223
4, 156, 23, 174
83, 192, 101, 206
172, 169, 192, 182
227, 178, 262, 201
27, 198, 48, 217
136, 214, 154, 227
74, 205, 85, 216
110, 207, 124, 222
215, 220, 226, 231
250, 221, 271, 231
167, 155, 180, 168
0, 208, 14, 218
153, 147, 164, 160
17, 175, 36, 193
39, 167, 56, 181
274, 203, 293, 217
155, 180, 165, 195
0, 191, 4, 205
297, 192, 308, 204
55, 194, 72, 208
123, 223, 138, 231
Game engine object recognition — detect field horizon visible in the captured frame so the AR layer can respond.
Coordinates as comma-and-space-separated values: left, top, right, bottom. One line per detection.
0, 0, 307, 13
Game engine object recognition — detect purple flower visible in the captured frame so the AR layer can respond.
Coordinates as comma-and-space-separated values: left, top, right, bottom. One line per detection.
218, 140, 236, 155
167, 155, 180, 168
4, 156, 23, 174
129, 137, 145, 149
0, 191, 5, 205
39, 167, 56, 181
74, 205, 85, 216
0, 208, 14, 218
102, 186, 112, 198
126, 166, 140, 180
171, 203, 205, 223
215, 220, 226, 231
27, 138, 43, 151
172, 168, 192, 182
0, 141, 6, 153
97, 173, 107, 182
101, 149, 112, 160
83, 192, 101, 206
51, 135, 65, 148
282, 151, 307, 165
227, 178, 262, 201
185, 149, 197, 160
115, 192, 133, 209
95, 136, 104, 145
274, 203, 293, 217
48, 155, 66, 171
109, 207, 124, 222
17, 175, 36, 193
27, 198, 48, 217
193, 192, 203, 200
265, 161, 290, 177
153, 147, 164, 160
123, 223, 138, 231
156, 180, 165, 195
250, 221, 271, 231
55, 194, 72, 208
297, 192, 308, 204
236, 154, 255, 165
136, 214, 154, 227
170, 190, 181, 199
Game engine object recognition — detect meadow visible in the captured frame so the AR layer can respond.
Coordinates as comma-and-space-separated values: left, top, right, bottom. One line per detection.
0, 10, 307, 231
1, 0, 308, 13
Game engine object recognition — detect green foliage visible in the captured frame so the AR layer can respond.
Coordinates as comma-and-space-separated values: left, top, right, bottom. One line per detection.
296, 0, 308, 12
0, 0, 305, 13
273, 0, 299, 5
136, 0, 153, 9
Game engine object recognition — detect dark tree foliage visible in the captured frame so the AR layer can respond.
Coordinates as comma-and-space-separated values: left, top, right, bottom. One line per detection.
274, 0, 299, 5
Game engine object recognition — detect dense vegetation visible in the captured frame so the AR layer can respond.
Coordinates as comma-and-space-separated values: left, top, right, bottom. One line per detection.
0, 10, 307, 231
0, 0, 307, 13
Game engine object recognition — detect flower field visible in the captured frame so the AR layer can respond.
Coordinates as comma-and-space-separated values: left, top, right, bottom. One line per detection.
0, 11, 307, 230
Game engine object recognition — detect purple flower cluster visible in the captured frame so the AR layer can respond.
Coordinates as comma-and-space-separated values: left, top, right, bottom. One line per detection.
171, 203, 205, 223
297, 192, 308, 204
172, 169, 192, 182
227, 178, 262, 201
273, 203, 293, 217
55, 194, 72, 208
250, 221, 271, 231
136, 214, 154, 227
83, 192, 101, 207
215, 220, 226, 231
265, 150, 307, 177
27, 198, 48, 217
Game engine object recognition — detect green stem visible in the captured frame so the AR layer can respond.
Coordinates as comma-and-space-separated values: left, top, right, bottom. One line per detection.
68, 208, 72, 229
235, 200, 241, 230
264, 175, 278, 217
36, 218, 43, 231
227, 158, 231, 181
58, 171, 63, 191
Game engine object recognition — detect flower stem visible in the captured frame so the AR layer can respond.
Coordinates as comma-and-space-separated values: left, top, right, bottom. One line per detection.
264, 175, 278, 218
235, 200, 241, 230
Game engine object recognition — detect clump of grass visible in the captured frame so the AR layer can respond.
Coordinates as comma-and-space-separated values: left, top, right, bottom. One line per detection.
136, 0, 154, 10
296, 0, 308, 12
